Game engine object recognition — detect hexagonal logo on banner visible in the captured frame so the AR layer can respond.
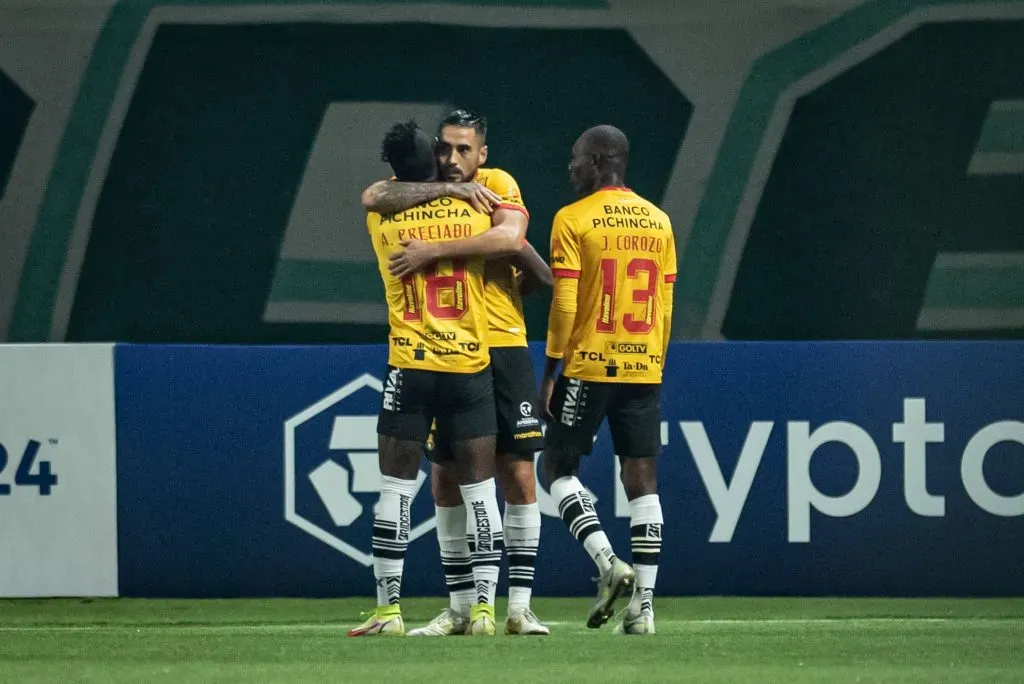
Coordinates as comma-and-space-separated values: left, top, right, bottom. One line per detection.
284, 373, 434, 566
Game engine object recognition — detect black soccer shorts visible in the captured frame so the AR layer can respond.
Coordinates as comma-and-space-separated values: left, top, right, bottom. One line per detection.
428, 346, 545, 463
491, 346, 546, 456
376, 365, 497, 444
545, 375, 662, 458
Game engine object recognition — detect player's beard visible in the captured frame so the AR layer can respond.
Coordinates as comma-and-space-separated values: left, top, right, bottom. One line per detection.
442, 164, 464, 182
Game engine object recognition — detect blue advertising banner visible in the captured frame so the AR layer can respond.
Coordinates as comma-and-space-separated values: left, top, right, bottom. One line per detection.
114, 342, 1024, 597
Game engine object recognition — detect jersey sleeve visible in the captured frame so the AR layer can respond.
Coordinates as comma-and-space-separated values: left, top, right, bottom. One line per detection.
484, 168, 528, 217
663, 220, 677, 283
549, 210, 582, 279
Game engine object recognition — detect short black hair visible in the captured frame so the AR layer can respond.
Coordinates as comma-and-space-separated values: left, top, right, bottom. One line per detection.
380, 120, 437, 182
580, 125, 629, 173
440, 108, 487, 140
581, 125, 629, 161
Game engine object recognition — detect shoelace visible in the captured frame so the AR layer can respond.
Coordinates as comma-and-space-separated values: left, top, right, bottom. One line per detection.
509, 607, 539, 621
522, 608, 542, 624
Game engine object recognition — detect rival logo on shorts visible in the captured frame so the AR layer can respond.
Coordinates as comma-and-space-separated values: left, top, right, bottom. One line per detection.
283, 373, 433, 567
515, 430, 543, 440
383, 368, 400, 411
561, 378, 583, 426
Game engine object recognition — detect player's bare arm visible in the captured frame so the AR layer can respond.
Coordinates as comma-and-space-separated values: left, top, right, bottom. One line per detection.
539, 357, 561, 422
387, 207, 528, 278
361, 179, 501, 215
513, 241, 553, 295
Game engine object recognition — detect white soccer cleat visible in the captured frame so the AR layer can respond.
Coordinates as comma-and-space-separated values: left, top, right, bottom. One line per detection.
587, 558, 636, 629
406, 608, 469, 636
616, 608, 655, 635
505, 608, 551, 635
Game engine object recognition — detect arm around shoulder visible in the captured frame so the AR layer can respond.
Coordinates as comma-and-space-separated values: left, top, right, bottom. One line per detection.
361, 180, 390, 210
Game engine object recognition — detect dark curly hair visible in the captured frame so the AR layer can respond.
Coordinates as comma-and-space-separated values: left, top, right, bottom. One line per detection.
380, 120, 437, 182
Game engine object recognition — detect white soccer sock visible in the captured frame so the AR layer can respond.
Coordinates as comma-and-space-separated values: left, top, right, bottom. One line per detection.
460, 479, 504, 607
435, 504, 474, 616
372, 475, 419, 608
627, 494, 663, 614
504, 502, 541, 613
550, 476, 615, 575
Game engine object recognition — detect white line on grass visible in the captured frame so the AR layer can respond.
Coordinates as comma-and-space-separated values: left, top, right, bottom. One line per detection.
0, 617, 1019, 633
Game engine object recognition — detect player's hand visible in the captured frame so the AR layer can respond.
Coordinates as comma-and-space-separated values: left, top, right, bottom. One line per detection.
388, 239, 438, 278
447, 182, 501, 214
540, 377, 556, 421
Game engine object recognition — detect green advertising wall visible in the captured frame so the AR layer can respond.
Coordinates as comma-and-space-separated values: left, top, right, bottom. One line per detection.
64, 22, 689, 344
4, 0, 1023, 343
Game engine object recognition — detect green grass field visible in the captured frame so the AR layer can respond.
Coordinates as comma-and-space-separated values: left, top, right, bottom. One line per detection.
2, 598, 1023, 683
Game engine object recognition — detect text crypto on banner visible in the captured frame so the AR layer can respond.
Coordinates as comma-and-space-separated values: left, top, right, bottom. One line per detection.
0, 344, 118, 598
114, 342, 1024, 598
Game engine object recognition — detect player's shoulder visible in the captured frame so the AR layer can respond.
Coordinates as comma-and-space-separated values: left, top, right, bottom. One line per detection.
552, 202, 582, 226
556, 190, 605, 220
476, 167, 527, 208
476, 168, 526, 202
475, 167, 519, 186
625, 190, 671, 225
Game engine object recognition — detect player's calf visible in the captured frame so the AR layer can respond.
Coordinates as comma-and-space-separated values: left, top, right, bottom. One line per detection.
454, 435, 503, 635
546, 448, 618, 576
618, 457, 662, 626
359, 436, 422, 634
429, 463, 475, 620
498, 453, 544, 627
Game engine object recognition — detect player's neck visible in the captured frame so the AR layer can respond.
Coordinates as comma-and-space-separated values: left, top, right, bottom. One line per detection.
582, 175, 627, 196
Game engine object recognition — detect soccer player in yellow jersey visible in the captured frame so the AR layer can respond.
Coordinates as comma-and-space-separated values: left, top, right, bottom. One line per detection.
362, 110, 552, 636
541, 125, 676, 635
348, 121, 504, 638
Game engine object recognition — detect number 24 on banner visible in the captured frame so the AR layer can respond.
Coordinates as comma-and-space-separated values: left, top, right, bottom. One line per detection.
0, 440, 58, 495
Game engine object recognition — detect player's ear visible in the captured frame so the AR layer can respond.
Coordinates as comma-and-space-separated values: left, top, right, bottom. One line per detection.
479, 144, 489, 165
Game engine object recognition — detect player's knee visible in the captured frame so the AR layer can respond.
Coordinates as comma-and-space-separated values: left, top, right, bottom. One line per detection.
431, 463, 463, 506
541, 447, 579, 487
497, 454, 537, 505
619, 456, 657, 499
378, 436, 423, 480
